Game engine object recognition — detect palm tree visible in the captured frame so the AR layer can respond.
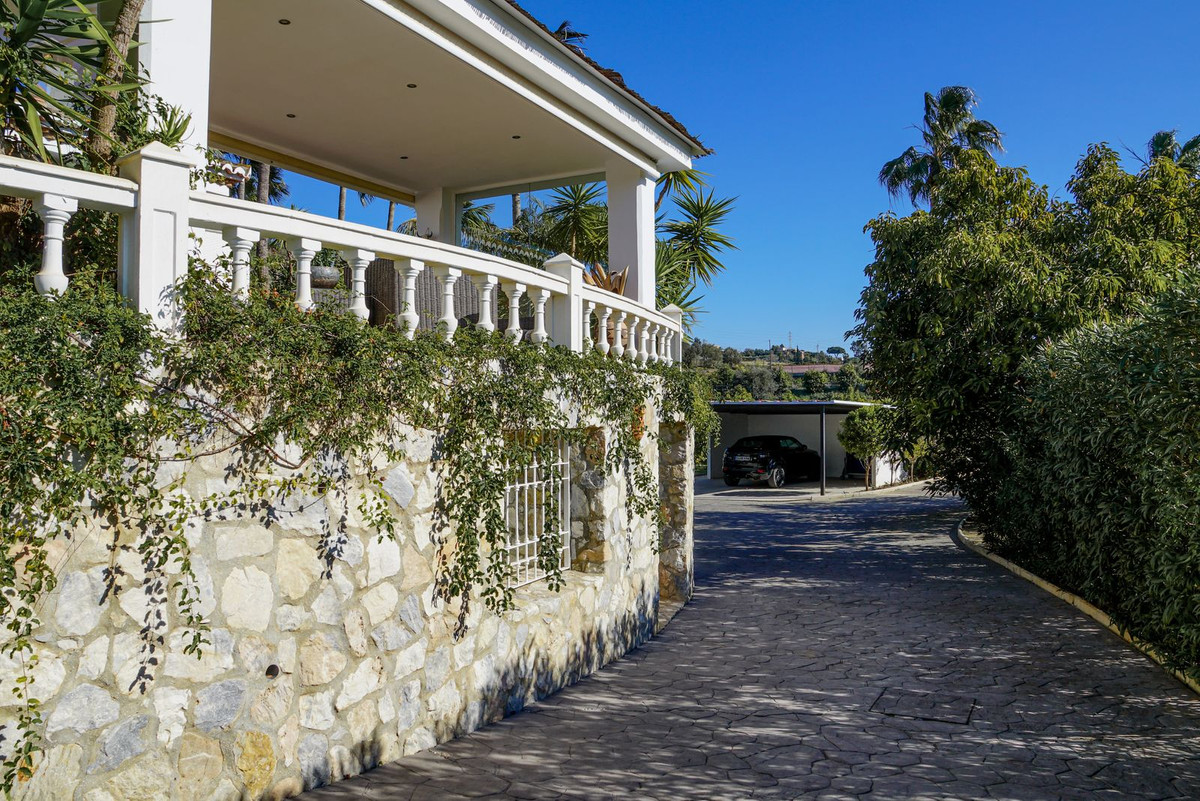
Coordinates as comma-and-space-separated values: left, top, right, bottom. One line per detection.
660, 188, 736, 287
89, 0, 146, 163
879, 86, 1003, 206
544, 184, 607, 262
1145, 130, 1200, 176
552, 21, 589, 53
655, 168, 707, 211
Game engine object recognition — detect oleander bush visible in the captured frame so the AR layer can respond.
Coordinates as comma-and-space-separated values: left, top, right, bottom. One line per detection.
988, 282, 1200, 678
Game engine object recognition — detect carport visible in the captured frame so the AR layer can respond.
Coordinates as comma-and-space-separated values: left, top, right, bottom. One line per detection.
708, 401, 878, 495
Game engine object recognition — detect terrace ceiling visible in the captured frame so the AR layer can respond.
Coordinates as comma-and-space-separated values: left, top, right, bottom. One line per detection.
209, 0, 650, 202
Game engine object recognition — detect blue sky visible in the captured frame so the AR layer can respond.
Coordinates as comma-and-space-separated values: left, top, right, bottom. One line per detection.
288, 1, 1200, 351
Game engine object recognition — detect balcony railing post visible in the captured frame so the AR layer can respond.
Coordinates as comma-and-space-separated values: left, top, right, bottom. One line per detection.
626, 316, 640, 362
640, 319, 652, 365
292, 238, 320, 311
596, 306, 611, 355
433, 265, 461, 340
583, 300, 596, 350
116, 142, 194, 331
396, 258, 424, 338
612, 312, 627, 358
531, 288, 550, 344
34, 194, 78, 296
343, 248, 374, 320
224, 227, 260, 300
502, 281, 526, 342
544, 253, 584, 352
649, 324, 660, 364
663, 305, 684, 365
474, 275, 498, 333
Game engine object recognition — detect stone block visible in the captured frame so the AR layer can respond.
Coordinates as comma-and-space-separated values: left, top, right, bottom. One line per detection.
194, 679, 246, 732
299, 634, 347, 686
45, 684, 119, 738
276, 539, 323, 601
152, 686, 190, 747
214, 523, 274, 560
335, 658, 384, 710
299, 691, 335, 730
53, 567, 106, 636
236, 730, 276, 797
89, 715, 150, 773
362, 582, 399, 626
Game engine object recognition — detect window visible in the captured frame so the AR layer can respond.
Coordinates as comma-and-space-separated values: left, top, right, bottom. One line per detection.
503, 438, 572, 588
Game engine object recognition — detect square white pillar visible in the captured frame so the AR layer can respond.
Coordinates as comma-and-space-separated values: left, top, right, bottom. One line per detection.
414, 187, 458, 244
139, 0, 213, 164
606, 160, 658, 307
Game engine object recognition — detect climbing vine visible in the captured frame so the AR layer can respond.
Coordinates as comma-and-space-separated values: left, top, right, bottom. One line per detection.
0, 261, 713, 787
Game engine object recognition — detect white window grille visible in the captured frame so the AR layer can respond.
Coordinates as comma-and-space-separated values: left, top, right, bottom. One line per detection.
503, 439, 572, 588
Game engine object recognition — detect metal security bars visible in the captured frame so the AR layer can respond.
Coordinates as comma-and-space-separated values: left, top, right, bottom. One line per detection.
503, 440, 572, 588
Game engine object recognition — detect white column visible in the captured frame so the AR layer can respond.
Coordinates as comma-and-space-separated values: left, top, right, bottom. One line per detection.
502, 282, 525, 342
414, 187, 458, 244
596, 306, 611, 355
583, 301, 596, 350
343, 248, 374, 320
648, 324, 661, 364
434, 266, 461, 339
34, 194, 78, 296
292, 238, 320, 311
612, 312, 627, 358
606, 160, 658, 306
474, 275, 498, 332
139, 0, 212, 162
625, 316, 640, 362
639, 320, 652, 364
544, 253, 584, 351
116, 142, 194, 330
224, 227, 260, 300
531, 289, 550, 344
396, 258, 424, 337
664, 305, 684, 364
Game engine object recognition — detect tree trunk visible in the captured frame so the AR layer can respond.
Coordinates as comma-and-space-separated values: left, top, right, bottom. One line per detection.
511, 193, 521, 222
338, 187, 347, 220
386, 201, 395, 231
256, 161, 271, 274
89, 0, 146, 166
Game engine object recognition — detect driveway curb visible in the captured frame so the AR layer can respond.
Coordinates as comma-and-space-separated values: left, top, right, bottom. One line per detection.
953, 518, 1200, 698
701, 478, 932, 505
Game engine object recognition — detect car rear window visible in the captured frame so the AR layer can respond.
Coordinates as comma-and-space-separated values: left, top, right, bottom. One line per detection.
733, 437, 779, 449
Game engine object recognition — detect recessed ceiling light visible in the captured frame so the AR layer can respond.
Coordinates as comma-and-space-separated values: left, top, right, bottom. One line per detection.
286, 113, 296, 118
278, 19, 291, 25
406, 83, 417, 89
400, 156, 409, 160
511, 135, 522, 140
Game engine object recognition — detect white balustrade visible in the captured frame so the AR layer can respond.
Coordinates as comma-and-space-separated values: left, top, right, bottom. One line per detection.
344, 248, 374, 320
0, 151, 683, 361
503, 281, 526, 342
531, 288, 550, 345
434, 266, 461, 340
34, 194, 78, 296
474, 275, 498, 333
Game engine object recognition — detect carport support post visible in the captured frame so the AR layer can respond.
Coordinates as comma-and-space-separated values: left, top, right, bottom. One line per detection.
819, 406, 827, 496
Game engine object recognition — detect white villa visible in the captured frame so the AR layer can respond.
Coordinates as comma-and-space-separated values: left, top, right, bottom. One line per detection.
0, 2, 703, 798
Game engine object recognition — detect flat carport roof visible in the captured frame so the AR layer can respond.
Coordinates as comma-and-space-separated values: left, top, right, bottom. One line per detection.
710, 400, 883, 495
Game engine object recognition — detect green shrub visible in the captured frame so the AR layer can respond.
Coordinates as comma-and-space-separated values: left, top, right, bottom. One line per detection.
990, 281, 1200, 677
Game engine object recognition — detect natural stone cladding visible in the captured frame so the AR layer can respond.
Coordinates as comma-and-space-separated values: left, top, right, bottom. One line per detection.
2, 397, 693, 799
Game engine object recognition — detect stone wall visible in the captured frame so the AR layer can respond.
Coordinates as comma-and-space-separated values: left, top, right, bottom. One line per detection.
658, 423, 696, 603
2, 402, 692, 800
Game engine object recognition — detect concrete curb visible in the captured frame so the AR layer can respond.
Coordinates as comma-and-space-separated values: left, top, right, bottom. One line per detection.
700, 478, 932, 506
953, 518, 1200, 698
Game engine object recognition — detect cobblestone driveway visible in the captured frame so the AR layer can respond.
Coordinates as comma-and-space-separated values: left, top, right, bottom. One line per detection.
305, 484, 1200, 799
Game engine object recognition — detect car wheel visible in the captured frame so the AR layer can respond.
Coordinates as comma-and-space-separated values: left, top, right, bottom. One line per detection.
767, 467, 786, 488
723, 475, 739, 487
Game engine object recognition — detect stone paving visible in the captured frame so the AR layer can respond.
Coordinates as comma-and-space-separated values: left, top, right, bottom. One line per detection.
303, 484, 1200, 799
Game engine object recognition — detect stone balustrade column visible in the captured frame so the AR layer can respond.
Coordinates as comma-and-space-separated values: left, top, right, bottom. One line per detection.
224, 227, 260, 300
34, 194, 78, 296
396, 258, 424, 338
531, 288, 551, 344
502, 281, 526, 342
434, 266, 461, 340
640, 320, 652, 364
584, 301, 596, 350
474, 275, 498, 333
596, 306, 612, 355
343, 248, 374, 321
292, 238, 320, 312
612, 312, 627, 358
625, 316, 640, 362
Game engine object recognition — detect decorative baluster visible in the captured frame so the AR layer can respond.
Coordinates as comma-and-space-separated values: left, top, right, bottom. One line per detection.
612, 312, 627, 358
474, 275, 498, 333
434, 266, 461, 340
503, 281, 526, 342
596, 306, 612, 355
342, 248, 374, 320
640, 320, 652, 364
648, 324, 660, 364
656, 327, 667, 363
292, 238, 320, 311
224, 227, 260, 300
397, 259, 424, 338
583, 301, 596, 350
531, 289, 550, 344
34, 194, 79, 296
625, 316, 640, 361
664, 331, 675, 365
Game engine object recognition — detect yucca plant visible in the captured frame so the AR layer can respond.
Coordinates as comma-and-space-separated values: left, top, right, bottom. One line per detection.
0, 0, 136, 161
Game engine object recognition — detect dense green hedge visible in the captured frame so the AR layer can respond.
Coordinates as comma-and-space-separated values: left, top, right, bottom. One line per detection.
988, 282, 1200, 677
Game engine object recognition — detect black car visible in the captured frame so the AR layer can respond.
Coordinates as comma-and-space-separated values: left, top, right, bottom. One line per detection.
721, 435, 821, 488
